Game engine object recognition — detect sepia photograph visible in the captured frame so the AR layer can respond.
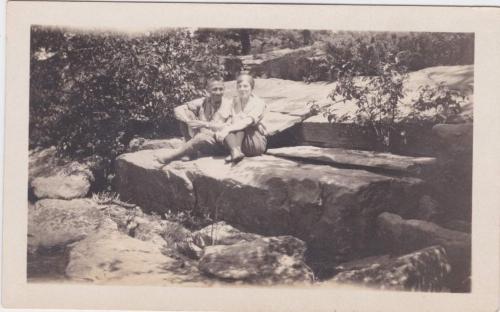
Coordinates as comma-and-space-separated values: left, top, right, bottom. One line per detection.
27, 25, 474, 292
3, 2, 500, 312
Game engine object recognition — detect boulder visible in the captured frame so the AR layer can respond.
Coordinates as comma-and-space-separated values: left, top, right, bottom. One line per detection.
198, 236, 314, 285
192, 221, 262, 247
31, 173, 92, 200
115, 151, 426, 261
28, 198, 103, 251
29, 147, 96, 200
65, 223, 210, 285
376, 212, 471, 291
330, 246, 451, 291
266, 146, 436, 176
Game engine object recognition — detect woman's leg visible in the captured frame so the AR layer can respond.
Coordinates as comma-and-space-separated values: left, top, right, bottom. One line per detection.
224, 131, 245, 162
241, 127, 267, 156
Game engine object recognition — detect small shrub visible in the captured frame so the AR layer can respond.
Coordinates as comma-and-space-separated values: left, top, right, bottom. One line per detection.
320, 62, 467, 151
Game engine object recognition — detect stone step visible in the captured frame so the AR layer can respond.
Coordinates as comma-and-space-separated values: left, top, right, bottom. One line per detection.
266, 146, 436, 176
115, 150, 428, 262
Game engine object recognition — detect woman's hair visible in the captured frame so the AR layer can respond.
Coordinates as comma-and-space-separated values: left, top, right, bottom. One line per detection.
236, 73, 255, 90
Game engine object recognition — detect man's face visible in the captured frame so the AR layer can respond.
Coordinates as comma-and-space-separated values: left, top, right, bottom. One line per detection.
207, 81, 225, 101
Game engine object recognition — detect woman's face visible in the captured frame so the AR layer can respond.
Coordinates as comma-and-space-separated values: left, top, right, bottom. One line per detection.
237, 80, 252, 99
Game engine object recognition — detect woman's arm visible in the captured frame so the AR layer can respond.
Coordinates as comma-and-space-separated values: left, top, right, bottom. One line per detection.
220, 116, 254, 133
215, 116, 253, 142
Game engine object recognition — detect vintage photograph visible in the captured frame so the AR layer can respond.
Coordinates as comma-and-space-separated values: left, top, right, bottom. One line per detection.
27, 25, 474, 293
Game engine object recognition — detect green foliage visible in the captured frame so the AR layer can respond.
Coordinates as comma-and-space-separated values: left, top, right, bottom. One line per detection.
30, 26, 226, 165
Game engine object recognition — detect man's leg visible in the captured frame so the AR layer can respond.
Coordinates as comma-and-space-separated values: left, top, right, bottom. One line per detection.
156, 132, 216, 164
178, 110, 199, 158
224, 131, 245, 162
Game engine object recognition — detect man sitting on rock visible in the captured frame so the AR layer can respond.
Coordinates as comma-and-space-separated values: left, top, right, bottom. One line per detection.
154, 77, 230, 164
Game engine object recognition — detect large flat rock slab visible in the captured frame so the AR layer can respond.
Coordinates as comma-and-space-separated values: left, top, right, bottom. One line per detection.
266, 146, 436, 176
115, 150, 427, 261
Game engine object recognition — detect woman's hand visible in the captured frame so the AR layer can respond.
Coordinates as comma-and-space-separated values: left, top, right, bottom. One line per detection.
215, 128, 230, 142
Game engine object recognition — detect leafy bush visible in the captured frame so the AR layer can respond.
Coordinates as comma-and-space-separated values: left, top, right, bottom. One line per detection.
30, 26, 226, 167
315, 62, 468, 151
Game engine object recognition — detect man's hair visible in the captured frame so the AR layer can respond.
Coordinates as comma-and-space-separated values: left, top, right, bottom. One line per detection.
205, 76, 225, 89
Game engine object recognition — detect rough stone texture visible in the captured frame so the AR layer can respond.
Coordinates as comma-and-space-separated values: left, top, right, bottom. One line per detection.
430, 123, 473, 221
266, 146, 436, 176
198, 236, 314, 285
31, 174, 92, 200
28, 198, 103, 251
415, 195, 441, 222
331, 246, 451, 291
65, 220, 210, 285
116, 151, 426, 261
376, 212, 471, 291
432, 123, 473, 155
29, 147, 96, 200
128, 137, 185, 152
193, 221, 262, 247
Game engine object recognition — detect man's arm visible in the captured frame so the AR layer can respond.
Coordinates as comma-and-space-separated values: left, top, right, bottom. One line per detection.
174, 102, 198, 123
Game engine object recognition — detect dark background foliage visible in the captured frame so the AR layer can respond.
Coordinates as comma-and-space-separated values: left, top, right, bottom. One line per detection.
30, 26, 226, 162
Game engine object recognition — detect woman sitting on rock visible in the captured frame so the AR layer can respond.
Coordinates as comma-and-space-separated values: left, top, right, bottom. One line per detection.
215, 73, 268, 163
